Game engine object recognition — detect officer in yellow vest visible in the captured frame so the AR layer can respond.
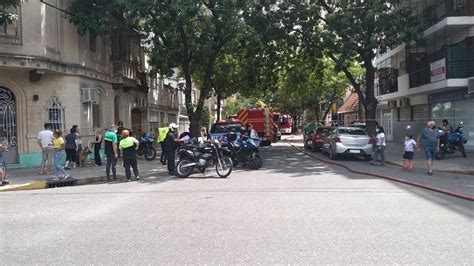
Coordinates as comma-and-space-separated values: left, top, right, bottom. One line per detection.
158, 127, 170, 165
119, 130, 140, 182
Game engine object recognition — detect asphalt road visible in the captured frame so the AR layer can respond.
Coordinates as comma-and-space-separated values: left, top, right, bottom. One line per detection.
1, 142, 473, 264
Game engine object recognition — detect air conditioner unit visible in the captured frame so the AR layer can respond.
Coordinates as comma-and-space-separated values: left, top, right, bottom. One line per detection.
468, 78, 474, 94
388, 100, 397, 109
81, 88, 99, 103
398, 98, 410, 107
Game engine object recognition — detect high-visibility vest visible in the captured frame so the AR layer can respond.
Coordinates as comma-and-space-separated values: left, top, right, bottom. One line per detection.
119, 137, 136, 149
158, 127, 170, 143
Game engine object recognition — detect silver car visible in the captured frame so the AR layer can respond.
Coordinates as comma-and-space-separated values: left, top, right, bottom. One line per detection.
322, 127, 373, 160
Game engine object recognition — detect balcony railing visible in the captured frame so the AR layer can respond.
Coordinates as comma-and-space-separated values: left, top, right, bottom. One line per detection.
409, 46, 474, 88
418, 0, 474, 29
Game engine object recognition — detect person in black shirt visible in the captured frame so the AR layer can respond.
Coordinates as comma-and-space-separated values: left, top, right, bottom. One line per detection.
164, 123, 182, 175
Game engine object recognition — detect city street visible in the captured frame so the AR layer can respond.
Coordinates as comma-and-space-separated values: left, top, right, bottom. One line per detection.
1, 141, 472, 264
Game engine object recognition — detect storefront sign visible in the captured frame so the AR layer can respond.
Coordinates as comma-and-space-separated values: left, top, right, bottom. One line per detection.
430, 58, 446, 83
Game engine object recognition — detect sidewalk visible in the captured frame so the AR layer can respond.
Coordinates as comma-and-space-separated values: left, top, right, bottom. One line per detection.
1, 158, 167, 192
287, 134, 474, 175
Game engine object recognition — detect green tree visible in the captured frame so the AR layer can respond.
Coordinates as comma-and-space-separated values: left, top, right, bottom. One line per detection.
0, 0, 20, 25
319, 0, 423, 134
67, 0, 260, 136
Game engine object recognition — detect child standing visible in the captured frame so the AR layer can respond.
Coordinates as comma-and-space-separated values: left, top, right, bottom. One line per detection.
53, 130, 69, 180
403, 134, 417, 171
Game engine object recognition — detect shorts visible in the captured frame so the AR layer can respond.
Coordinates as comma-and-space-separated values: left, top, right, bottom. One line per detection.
42, 147, 54, 161
65, 149, 77, 162
424, 148, 436, 160
402, 151, 414, 160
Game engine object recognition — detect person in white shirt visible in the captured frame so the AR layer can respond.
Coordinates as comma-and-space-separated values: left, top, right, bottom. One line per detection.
371, 126, 386, 166
402, 134, 417, 171
37, 123, 54, 175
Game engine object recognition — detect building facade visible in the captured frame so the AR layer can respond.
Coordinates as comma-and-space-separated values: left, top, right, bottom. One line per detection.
0, 1, 148, 166
375, 0, 474, 149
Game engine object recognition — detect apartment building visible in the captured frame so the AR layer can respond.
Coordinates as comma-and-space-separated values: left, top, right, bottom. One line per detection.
0, 1, 148, 166
375, 0, 473, 151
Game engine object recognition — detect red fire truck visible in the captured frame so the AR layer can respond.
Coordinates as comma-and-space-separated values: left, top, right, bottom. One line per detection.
237, 108, 278, 146
273, 113, 292, 134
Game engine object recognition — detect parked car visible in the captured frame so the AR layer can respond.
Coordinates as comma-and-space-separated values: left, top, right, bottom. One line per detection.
322, 127, 373, 160
311, 127, 331, 152
303, 122, 324, 149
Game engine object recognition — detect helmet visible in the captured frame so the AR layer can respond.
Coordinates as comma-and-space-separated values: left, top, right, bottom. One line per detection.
169, 123, 179, 129
121, 129, 129, 137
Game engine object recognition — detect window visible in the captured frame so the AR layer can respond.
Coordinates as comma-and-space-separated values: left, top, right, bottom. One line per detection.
89, 32, 97, 52
0, 24, 6, 34
45, 95, 65, 132
337, 129, 367, 136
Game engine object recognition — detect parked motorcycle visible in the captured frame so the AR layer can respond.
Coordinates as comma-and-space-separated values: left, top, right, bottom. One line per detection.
175, 139, 233, 178
435, 122, 467, 160
137, 133, 157, 161
224, 132, 263, 169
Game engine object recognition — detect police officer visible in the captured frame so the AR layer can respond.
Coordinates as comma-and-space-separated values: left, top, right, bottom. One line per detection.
119, 129, 140, 182
164, 123, 182, 175
104, 124, 119, 182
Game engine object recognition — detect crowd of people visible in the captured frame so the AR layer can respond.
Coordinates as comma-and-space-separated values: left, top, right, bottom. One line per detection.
32, 121, 209, 182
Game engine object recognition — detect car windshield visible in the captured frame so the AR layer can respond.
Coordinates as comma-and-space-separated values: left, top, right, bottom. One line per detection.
337, 128, 367, 136
210, 123, 242, 133
317, 128, 330, 134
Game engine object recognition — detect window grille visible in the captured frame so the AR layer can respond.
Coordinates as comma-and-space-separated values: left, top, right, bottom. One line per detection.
45, 95, 65, 132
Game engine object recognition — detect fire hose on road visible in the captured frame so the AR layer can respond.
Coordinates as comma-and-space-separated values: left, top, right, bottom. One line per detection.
286, 141, 474, 202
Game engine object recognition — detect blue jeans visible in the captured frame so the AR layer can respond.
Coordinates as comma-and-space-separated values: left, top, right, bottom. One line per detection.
54, 150, 66, 177
374, 145, 385, 164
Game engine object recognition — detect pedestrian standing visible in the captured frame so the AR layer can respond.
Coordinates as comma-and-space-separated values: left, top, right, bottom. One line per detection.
72, 125, 82, 166
0, 139, 9, 186
116, 121, 125, 158
104, 124, 119, 182
52, 130, 69, 180
37, 123, 54, 175
119, 129, 140, 181
91, 129, 103, 166
64, 128, 78, 170
402, 134, 416, 171
158, 126, 170, 165
416, 121, 440, 176
163, 123, 182, 175
371, 126, 386, 166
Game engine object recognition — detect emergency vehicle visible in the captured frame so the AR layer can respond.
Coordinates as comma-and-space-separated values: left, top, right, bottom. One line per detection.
237, 108, 278, 146
274, 113, 292, 134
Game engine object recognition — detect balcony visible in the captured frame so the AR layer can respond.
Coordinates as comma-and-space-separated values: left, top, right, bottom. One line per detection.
409, 46, 474, 88
419, 0, 474, 29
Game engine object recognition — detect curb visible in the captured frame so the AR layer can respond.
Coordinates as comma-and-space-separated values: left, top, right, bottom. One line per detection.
288, 142, 474, 201
0, 169, 167, 192
0, 181, 47, 192
384, 160, 474, 176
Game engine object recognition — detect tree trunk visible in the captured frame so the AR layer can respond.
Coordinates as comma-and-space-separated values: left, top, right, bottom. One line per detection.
364, 61, 378, 137
216, 92, 222, 121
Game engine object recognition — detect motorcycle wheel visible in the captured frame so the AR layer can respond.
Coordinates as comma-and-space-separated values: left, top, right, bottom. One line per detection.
144, 147, 157, 161
434, 151, 445, 160
176, 159, 194, 178
248, 154, 263, 169
459, 144, 467, 158
216, 156, 233, 178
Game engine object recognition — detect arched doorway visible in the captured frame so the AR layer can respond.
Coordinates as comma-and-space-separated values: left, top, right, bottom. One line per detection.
114, 95, 120, 124
0, 86, 18, 163
131, 109, 142, 135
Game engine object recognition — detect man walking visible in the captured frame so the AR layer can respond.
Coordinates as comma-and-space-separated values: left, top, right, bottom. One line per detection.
119, 129, 140, 182
417, 121, 440, 176
163, 123, 182, 175
37, 123, 54, 175
104, 124, 119, 182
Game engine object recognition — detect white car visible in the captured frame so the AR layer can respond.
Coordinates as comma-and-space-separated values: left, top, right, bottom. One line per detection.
322, 127, 374, 160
